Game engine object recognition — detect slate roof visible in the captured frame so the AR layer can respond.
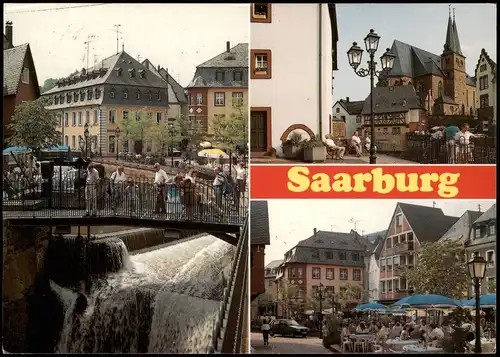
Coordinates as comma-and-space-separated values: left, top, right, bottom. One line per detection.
339, 99, 364, 115
473, 204, 496, 224
197, 43, 248, 68
444, 14, 463, 56
398, 202, 459, 243
388, 40, 444, 78
466, 74, 476, 87
3, 43, 29, 96
250, 201, 271, 245
475, 48, 497, 82
265, 260, 283, 270
141, 59, 187, 104
361, 85, 421, 115
44, 51, 168, 95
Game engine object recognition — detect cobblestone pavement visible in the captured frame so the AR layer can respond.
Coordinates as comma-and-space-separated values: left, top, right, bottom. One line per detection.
251, 332, 333, 354
251, 154, 415, 165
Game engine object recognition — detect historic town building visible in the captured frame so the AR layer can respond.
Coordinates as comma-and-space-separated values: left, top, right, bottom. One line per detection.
378, 203, 458, 304
250, 201, 271, 304
383, 10, 477, 118
42, 50, 170, 156
250, 4, 338, 156
3, 21, 40, 145
364, 230, 387, 303
186, 42, 248, 134
331, 97, 364, 138
474, 49, 497, 134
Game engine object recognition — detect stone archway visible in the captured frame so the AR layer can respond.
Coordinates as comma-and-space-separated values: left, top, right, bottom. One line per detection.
280, 124, 315, 143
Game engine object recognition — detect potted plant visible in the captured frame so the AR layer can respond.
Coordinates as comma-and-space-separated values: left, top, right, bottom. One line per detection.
281, 131, 303, 159
300, 134, 327, 163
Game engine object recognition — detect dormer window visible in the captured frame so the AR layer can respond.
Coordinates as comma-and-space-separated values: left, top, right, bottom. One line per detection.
66, 94, 72, 103
128, 68, 135, 78
139, 69, 146, 78
115, 67, 122, 76
215, 71, 225, 82
136, 91, 141, 100
233, 71, 243, 82
60, 94, 64, 104
74, 92, 78, 102
110, 89, 115, 99
80, 91, 85, 101
156, 92, 161, 101
148, 91, 152, 101
123, 90, 128, 99
55, 96, 60, 105
88, 89, 93, 100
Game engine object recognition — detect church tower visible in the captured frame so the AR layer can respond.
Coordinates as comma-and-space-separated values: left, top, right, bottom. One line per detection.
440, 7, 467, 114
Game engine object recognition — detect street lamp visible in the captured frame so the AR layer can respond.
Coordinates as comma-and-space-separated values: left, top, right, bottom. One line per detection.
115, 126, 121, 161
78, 136, 85, 157
467, 254, 486, 354
347, 29, 396, 164
168, 122, 176, 167
315, 283, 325, 338
84, 122, 90, 159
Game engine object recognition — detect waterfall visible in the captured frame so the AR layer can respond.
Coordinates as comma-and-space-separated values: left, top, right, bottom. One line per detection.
52, 235, 235, 353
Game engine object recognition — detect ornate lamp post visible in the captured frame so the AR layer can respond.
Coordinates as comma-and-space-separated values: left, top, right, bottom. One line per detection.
347, 29, 396, 164
84, 123, 90, 159
115, 126, 121, 161
168, 122, 176, 167
467, 254, 486, 354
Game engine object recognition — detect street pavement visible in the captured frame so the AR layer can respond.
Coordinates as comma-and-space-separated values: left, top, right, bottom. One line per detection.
251, 154, 415, 165
250, 332, 333, 354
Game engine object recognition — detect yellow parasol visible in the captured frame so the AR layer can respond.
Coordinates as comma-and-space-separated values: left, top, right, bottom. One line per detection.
431, 126, 440, 130
198, 148, 229, 159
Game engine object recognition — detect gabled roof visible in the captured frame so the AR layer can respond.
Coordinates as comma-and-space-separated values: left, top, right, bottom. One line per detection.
388, 40, 444, 78
474, 48, 497, 82
473, 204, 496, 225
361, 85, 421, 114
337, 99, 364, 115
4, 43, 31, 96
250, 201, 270, 245
197, 43, 248, 68
265, 260, 283, 270
297, 230, 368, 251
141, 59, 187, 104
398, 202, 459, 243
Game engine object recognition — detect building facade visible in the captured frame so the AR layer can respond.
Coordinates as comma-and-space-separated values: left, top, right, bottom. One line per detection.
332, 97, 364, 138
465, 204, 496, 296
378, 203, 458, 304
276, 229, 367, 315
474, 49, 497, 133
383, 11, 477, 119
364, 231, 386, 303
250, 3, 338, 156
3, 21, 40, 144
42, 51, 170, 156
250, 201, 271, 303
186, 42, 248, 134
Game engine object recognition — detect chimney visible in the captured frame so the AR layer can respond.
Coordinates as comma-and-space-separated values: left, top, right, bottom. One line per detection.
313, 228, 317, 236
157, 65, 160, 71
5, 21, 13, 46
226, 41, 230, 52
346, 97, 350, 102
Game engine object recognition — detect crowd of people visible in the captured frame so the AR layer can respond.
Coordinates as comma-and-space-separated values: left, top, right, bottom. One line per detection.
430, 123, 482, 164
323, 131, 376, 160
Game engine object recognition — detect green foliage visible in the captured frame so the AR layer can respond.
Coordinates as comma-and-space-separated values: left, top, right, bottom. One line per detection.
405, 240, 469, 299
210, 102, 247, 151
118, 111, 154, 144
336, 283, 365, 309
40, 70, 79, 93
7, 97, 60, 148
447, 307, 472, 329
487, 278, 496, 293
144, 121, 170, 154
277, 279, 298, 318
173, 114, 204, 146
256, 293, 275, 309
298, 134, 326, 149
323, 315, 342, 348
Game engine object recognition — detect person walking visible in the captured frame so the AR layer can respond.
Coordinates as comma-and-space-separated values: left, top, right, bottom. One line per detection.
110, 165, 126, 215
261, 319, 271, 346
153, 163, 168, 213
85, 163, 99, 217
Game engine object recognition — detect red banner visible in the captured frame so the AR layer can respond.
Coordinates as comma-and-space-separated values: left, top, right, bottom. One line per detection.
250, 165, 496, 199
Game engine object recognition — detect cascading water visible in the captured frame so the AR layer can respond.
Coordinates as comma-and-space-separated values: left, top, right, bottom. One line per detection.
52, 235, 235, 353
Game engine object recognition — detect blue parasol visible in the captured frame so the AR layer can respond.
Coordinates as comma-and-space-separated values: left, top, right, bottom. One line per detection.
392, 294, 458, 309
353, 302, 386, 311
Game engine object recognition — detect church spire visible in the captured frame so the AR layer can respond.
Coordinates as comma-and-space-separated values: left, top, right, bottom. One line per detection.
443, 6, 463, 56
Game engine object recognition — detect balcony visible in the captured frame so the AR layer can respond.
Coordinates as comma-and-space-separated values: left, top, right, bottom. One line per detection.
394, 264, 414, 276
385, 242, 415, 256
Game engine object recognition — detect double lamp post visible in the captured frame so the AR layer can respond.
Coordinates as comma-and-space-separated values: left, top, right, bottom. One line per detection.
347, 29, 396, 164
467, 254, 487, 354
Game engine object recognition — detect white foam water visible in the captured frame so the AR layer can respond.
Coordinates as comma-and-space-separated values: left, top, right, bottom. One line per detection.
53, 235, 235, 353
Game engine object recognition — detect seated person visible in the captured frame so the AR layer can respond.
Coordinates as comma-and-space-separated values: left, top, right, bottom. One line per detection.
324, 134, 345, 159
350, 131, 363, 156
356, 322, 370, 334
400, 324, 410, 340
364, 133, 377, 153
389, 322, 403, 339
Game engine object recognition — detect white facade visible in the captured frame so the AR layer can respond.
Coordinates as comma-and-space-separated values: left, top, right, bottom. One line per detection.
474, 50, 497, 125
367, 254, 380, 302
332, 101, 359, 137
251, 4, 333, 155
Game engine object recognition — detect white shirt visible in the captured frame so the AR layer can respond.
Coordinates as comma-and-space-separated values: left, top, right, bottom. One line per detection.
429, 327, 444, 340
154, 169, 168, 184
351, 135, 362, 144
185, 174, 195, 184
111, 170, 126, 183
455, 131, 474, 145
86, 168, 99, 184
325, 138, 336, 148
235, 166, 246, 180
261, 323, 270, 331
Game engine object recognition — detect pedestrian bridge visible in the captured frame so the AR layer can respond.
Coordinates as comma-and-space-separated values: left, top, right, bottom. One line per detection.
3, 179, 248, 241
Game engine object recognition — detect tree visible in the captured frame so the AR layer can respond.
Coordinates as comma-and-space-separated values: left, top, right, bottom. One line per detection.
144, 121, 170, 154
487, 279, 496, 293
7, 97, 60, 148
405, 240, 469, 299
40, 70, 79, 93
209, 101, 248, 151
277, 279, 298, 318
256, 293, 276, 315
336, 283, 365, 310
117, 111, 154, 153
173, 115, 204, 149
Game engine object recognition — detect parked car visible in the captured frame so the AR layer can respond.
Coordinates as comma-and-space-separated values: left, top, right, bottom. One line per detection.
269, 319, 309, 337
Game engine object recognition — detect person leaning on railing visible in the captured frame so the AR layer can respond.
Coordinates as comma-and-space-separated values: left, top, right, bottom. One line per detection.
153, 163, 168, 213
85, 163, 100, 217
110, 165, 126, 215
213, 167, 227, 215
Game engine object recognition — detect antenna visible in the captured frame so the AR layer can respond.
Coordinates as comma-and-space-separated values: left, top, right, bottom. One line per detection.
84, 34, 95, 70
348, 217, 361, 232
113, 24, 122, 54
478, 204, 482, 212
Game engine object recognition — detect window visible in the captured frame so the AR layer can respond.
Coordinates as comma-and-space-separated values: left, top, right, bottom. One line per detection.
110, 90, 115, 99
326, 268, 334, 280
108, 136, 116, 153
479, 76, 489, 90
66, 94, 71, 103
148, 91, 152, 101
388, 280, 393, 292
480, 64, 487, 72
71, 135, 76, 148
214, 92, 225, 106
386, 237, 392, 249
312, 267, 321, 279
136, 91, 141, 100
123, 91, 128, 99
339, 252, 346, 260
64, 113, 69, 127
135, 112, 141, 121
88, 89, 93, 100
341, 115, 346, 123
78, 135, 82, 147
85, 111, 90, 124
123, 111, 129, 120
64, 136, 68, 146
21, 68, 30, 84
381, 259, 386, 272
233, 71, 243, 82
188, 94, 194, 106
437, 81, 443, 98
486, 250, 495, 265
74, 92, 78, 102
55, 96, 60, 105
268, 280, 273, 288
109, 110, 116, 124
72, 113, 76, 126
325, 251, 333, 260
312, 250, 320, 259
381, 281, 386, 293
78, 112, 82, 126
80, 91, 85, 101
489, 224, 495, 236
340, 269, 348, 280
351, 253, 360, 261
232, 92, 243, 107
95, 89, 101, 99
93, 110, 98, 124
396, 214, 403, 227
392, 127, 401, 135
251, 3, 271, 23
147, 112, 153, 121
289, 268, 296, 278
387, 260, 393, 272
251, 49, 272, 79
156, 112, 162, 123
156, 92, 161, 101
296, 267, 302, 278
353, 269, 361, 281
196, 93, 203, 105
336, 107, 340, 113
215, 71, 225, 82
480, 94, 489, 108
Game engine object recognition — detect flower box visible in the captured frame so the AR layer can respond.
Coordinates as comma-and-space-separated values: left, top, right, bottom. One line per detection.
303, 146, 326, 163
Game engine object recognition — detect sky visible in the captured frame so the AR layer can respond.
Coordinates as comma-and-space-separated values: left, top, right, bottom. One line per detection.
334, 3, 497, 103
3, 3, 249, 87
263, 199, 496, 265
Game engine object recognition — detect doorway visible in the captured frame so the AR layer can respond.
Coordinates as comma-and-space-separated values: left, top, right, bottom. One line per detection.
250, 107, 271, 152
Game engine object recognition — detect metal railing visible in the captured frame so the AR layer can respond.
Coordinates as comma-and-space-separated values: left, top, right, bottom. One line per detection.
209, 214, 248, 353
3, 174, 248, 226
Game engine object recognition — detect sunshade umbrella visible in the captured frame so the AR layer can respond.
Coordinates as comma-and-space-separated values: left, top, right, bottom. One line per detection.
353, 302, 386, 311
461, 294, 496, 309
3, 146, 31, 154
198, 148, 229, 159
431, 126, 441, 130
